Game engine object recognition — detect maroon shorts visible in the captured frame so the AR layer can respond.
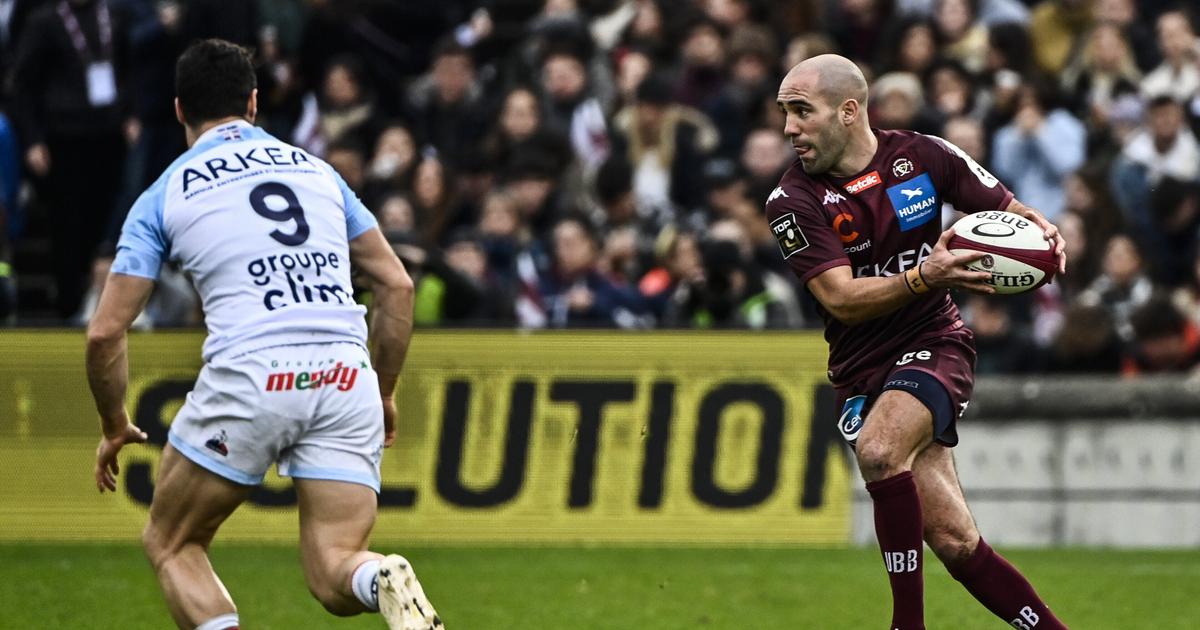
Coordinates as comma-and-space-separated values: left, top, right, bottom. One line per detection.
834, 326, 976, 447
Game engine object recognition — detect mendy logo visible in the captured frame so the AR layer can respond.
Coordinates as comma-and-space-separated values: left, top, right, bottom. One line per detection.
886, 173, 938, 232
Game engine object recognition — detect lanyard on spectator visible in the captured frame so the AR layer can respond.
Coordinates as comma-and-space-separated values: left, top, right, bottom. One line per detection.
56, 0, 111, 63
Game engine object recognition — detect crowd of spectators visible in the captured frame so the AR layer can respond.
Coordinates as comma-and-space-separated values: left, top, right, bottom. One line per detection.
0, 0, 1198, 376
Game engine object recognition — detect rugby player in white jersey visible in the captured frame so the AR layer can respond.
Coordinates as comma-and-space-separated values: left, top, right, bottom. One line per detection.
86, 39, 442, 630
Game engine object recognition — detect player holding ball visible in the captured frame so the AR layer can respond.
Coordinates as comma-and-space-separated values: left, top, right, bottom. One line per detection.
768, 54, 1068, 629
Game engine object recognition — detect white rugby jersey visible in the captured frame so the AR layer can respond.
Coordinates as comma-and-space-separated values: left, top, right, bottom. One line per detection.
112, 120, 377, 361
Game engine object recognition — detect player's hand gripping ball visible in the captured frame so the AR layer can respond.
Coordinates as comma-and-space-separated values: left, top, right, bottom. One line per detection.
947, 211, 1058, 294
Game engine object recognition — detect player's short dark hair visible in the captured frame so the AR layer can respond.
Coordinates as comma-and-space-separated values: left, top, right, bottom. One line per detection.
176, 39, 256, 126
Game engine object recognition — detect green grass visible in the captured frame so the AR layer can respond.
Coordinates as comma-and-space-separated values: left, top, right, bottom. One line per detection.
1, 544, 1196, 629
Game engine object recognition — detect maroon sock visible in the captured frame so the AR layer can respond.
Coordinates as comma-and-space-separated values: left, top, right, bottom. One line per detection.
948, 538, 1068, 629
865, 471, 925, 630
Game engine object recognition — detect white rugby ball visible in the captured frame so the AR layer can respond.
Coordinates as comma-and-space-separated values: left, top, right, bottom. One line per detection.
946, 211, 1057, 294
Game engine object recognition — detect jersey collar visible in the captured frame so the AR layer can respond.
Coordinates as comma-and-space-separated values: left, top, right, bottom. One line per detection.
193, 119, 256, 147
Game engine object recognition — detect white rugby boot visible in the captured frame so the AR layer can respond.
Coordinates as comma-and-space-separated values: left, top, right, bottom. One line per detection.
378, 554, 444, 630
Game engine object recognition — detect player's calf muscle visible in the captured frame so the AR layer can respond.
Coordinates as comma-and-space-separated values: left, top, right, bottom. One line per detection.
924, 523, 978, 566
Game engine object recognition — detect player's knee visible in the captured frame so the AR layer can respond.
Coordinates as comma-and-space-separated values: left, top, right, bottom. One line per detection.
141, 521, 170, 569
855, 437, 906, 481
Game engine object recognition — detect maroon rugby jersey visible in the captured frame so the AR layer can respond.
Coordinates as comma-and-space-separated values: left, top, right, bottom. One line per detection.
765, 128, 1013, 387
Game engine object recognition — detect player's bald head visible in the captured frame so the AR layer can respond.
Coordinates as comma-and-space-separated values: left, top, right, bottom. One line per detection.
783, 54, 869, 107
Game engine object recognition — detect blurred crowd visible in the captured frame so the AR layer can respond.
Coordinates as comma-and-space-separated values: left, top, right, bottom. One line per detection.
0, 0, 1199, 376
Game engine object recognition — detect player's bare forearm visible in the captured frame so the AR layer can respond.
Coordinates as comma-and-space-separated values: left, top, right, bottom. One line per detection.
807, 228, 995, 325
369, 279, 414, 397
1004, 198, 1066, 272
349, 227, 416, 397
86, 329, 131, 436
806, 265, 918, 326
85, 273, 153, 436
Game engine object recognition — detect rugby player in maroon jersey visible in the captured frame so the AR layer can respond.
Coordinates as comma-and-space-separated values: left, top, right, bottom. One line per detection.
767, 54, 1069, 629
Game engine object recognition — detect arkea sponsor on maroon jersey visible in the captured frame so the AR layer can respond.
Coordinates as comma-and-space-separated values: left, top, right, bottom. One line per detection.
763, 129, 1013, 386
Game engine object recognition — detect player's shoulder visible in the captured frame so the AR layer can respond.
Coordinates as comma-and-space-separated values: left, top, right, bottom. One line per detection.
765, 160, 824, 216
883, 129, 962, 162
874, 128, 988, 179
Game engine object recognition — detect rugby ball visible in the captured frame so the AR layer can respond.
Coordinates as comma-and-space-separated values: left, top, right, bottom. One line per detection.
946, 211, 1057, 294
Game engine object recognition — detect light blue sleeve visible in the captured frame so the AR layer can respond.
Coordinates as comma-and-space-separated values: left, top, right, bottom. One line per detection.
330, 166, 377, 240
111, 184, 167, 280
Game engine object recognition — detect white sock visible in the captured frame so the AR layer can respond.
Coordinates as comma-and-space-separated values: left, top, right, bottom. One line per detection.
351, 559, 381, 611
195, 612, 239, 630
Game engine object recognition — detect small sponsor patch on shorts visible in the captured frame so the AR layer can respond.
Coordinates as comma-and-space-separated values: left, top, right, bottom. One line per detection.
265, 361, 359, 392
838, 395, 868, 445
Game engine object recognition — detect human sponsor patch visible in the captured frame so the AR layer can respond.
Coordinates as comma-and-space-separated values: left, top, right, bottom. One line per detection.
886, 172, 938, 231
770, 212, 809, 259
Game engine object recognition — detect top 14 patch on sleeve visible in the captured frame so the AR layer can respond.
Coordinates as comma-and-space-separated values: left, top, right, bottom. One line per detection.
770, 212, 809, 258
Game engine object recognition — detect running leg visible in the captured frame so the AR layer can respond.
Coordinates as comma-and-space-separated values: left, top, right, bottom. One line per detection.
295, 478, 443, 629
914, 444, 1068, 629
855, 390, 935, 630
142, 444, 251, 629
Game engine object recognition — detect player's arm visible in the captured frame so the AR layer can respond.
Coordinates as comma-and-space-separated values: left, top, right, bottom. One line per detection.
87, 273, 152, 492
349, 226, 415, 447
1004, 198, 1067, 274
924, 134, 1067, 274
806, 229, 993, 326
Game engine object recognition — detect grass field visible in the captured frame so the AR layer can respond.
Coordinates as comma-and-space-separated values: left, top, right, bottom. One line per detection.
1, 544, 1196, 629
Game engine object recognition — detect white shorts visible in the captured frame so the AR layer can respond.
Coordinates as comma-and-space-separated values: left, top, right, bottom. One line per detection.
169, 342, 384, 492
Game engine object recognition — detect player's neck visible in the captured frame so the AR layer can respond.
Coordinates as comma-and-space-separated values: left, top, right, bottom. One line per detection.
185, 116, 251, 147
828, 128, 879, 178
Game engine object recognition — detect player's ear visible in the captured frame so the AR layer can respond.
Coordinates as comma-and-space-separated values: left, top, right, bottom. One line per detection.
841, 99, 859, 126
246, 89, 258, 123
174, 97, 186, 127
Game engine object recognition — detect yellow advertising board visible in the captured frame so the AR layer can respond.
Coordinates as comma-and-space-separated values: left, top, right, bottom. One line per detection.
0, 331, 851, 545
